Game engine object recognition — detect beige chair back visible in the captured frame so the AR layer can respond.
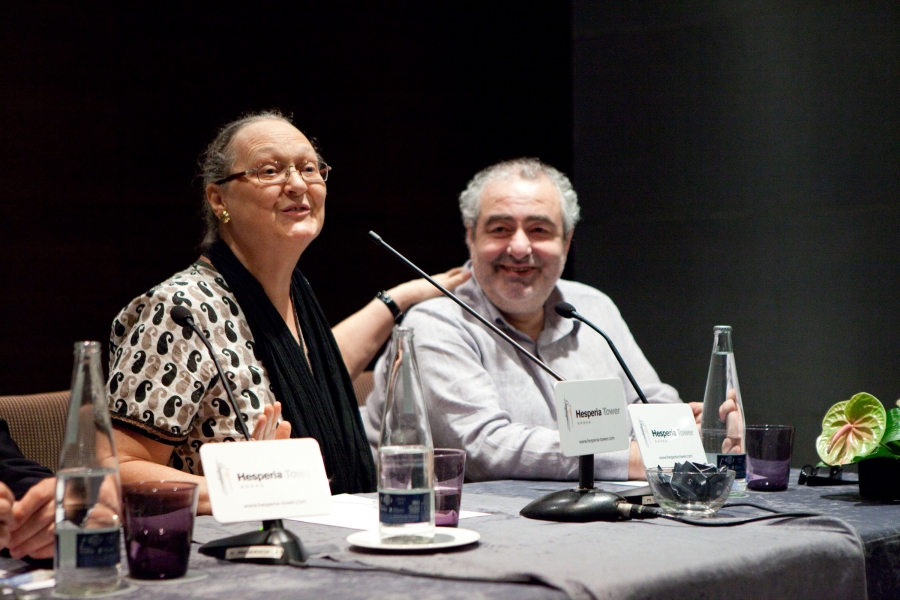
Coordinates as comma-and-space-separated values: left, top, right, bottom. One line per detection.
0, 390, 70, 473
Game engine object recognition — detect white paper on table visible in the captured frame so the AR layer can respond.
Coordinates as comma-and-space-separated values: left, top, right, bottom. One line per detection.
18, 579, 55, 592
291, 494, 490, 531
605, 480, 652, 488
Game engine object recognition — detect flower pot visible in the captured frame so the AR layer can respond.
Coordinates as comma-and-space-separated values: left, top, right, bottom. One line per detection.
857, 457, 900, 501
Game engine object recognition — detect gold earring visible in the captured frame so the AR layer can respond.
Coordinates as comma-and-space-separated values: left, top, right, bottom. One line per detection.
220, 211, 231, 224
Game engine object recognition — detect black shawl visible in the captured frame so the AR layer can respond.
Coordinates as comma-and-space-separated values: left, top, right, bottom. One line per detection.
205, 241, 376, 494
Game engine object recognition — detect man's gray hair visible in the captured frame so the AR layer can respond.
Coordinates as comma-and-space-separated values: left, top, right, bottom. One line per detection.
458, 158, 580, 235
197, 110, 294, 249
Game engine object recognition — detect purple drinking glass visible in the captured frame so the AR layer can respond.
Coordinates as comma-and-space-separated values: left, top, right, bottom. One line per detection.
433, 449, 466, 527
746, 425, 795, 491
123, 481, 198, 580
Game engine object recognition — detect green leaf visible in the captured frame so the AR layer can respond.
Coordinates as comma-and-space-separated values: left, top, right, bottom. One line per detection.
880, 408, 900, 454
854, 408, 900, 460
816, 393, 886, 465
856, 444, 900, 461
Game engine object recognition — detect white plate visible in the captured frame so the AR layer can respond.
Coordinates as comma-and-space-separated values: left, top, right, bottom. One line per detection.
347, 527, 480, 551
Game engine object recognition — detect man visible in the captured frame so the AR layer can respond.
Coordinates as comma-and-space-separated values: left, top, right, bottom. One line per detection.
0, 419, 55, 559
365, 158, 699, 481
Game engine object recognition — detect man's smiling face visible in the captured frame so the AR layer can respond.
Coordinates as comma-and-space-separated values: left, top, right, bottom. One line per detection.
466, 174, 572, 322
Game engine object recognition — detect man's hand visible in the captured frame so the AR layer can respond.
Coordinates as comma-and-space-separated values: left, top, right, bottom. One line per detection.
252, 402, 292, 441
627, 440, 646, 480
9, 477, 55, 559
0, 483, 13, 550
688, 402, 703, 429
718, 389, 744, 454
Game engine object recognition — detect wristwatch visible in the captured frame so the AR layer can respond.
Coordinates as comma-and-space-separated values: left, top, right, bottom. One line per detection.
376, 290, 405, 323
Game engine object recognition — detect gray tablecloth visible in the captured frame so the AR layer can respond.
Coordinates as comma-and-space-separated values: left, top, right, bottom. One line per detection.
3, 475, 876, 600
665, 469, 897, 600
189, 477, 867, 600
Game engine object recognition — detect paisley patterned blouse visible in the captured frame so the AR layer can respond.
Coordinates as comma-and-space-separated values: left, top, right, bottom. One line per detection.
106, 260, 277, 475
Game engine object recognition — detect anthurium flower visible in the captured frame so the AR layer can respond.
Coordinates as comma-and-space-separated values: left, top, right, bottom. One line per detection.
816, 393, 886, 465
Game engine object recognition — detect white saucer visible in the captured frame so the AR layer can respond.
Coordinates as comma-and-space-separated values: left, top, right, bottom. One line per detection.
347, 527, 480, 551
52, 583, 138, 598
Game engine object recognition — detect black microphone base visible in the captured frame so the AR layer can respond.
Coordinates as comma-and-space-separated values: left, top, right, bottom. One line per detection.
520, 488, 626, 522
198, 520, 308, 565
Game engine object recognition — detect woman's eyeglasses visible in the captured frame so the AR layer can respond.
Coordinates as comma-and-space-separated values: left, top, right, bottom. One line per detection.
214, 160, 331, 185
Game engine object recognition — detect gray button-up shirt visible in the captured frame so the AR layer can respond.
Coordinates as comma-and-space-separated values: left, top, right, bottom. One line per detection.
364, 273, 681, 481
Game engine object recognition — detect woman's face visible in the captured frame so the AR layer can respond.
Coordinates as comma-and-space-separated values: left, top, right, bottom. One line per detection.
209, 120, 327, 254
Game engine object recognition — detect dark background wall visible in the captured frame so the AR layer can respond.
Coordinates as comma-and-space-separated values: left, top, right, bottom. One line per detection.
2, 2, 897, 467
0, 2, 572, 390
574, 1, 900, 465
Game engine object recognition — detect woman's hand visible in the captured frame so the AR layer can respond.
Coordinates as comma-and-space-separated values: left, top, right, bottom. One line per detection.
252, 401, 292, 441
332, 266, 471, 380
388, 267, 471, 311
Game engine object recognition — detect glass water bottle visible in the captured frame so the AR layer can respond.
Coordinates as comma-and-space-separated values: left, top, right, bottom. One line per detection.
377, 327, 435, 543
55, 341, 123, 595
700, 326, 747, 491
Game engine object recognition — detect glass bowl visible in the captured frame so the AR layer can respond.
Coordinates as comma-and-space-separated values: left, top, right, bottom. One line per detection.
645, 467, 736, 518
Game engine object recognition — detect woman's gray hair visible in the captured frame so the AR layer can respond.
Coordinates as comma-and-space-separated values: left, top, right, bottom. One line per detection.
458, 158, 580, 235
197, 110, 294, 249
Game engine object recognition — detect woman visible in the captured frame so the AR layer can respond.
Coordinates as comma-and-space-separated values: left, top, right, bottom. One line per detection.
107, 111, 467, 514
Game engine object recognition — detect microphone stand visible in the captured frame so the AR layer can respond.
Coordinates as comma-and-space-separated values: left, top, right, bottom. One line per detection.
368, 232, 628, 522
170, 307, 308, 565
554, 302, 649, 405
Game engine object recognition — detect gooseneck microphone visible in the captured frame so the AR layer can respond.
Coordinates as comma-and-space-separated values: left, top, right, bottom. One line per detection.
172, 305, 309, 564
170, 306, 252, 440
368, 231, 565, 382
554, 301, 649, 405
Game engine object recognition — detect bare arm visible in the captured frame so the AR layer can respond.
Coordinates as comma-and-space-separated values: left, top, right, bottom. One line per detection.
114, 403, 290, 516
333, 267, 470, 380
114, 426, 212, 515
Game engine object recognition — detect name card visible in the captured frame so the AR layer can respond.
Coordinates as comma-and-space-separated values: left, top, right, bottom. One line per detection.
554, 378, 630, 457
627, 404, 706, 468
200, 438, 332, 524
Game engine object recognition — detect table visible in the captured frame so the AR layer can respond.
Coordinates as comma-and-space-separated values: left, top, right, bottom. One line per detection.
716, 470, 900, 600
8, 473, 895, 600
173, 475, 874, 599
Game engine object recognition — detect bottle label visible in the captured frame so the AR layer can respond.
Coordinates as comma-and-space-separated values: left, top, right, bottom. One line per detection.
57, 529, 121, 568
717, 454, 746, 479
379, 491, 432, 525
